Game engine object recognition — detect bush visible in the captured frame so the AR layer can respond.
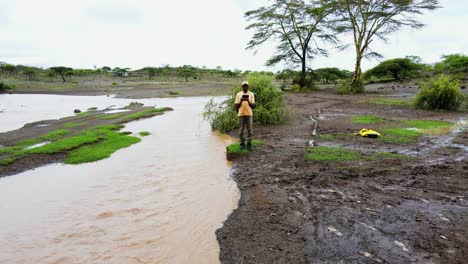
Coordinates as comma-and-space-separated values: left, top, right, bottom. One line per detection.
338, 80, 364, 94
0, 82, 13, 92
415, 75, 465, 111
204, 74, 288, 133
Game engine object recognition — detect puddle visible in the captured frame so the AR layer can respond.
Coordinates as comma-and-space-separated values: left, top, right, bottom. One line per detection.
103, 109, 131, 114
36, 124, 52, 127
0, 94, 239, 263
23, 141, 51, 150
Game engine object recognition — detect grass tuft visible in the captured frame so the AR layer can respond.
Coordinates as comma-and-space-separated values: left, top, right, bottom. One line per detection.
65, 132, 141, 164
306, 146, 408, 162
402, 120, 452, 129
64, 122, 84, 128
306, 146, 360, 161
139, 131, 151, 136
371, 98, 408, 106
98, 114, 122, 120
226, 140, 264, 154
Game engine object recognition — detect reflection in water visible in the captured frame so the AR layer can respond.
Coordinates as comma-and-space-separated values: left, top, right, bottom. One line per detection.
0, 95, 239, 264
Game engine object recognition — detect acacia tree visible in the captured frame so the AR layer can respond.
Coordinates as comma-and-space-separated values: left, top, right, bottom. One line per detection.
49, 66, 73, 82
339, 0, 440, 93
245, 0, 338, 88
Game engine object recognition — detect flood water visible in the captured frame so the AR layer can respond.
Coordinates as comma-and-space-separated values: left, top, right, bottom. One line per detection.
0, 94, 240, 263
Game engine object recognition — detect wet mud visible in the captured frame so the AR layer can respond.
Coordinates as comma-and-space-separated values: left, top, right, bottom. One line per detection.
217, 91, 467, 264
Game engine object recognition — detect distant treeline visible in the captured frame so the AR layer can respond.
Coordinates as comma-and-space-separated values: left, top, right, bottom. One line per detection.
0, 63, 277, 83
1, 53, 467, 86
274, 54, 468, 89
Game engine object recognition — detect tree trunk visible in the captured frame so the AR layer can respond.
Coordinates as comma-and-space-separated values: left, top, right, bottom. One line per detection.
300, 59, 306, 87
185, 76, 188, 82
352, 54, 362, 84
60, 74, 66, 83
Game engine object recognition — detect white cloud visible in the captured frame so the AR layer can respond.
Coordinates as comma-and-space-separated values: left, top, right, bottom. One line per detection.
0, 0, 466, 71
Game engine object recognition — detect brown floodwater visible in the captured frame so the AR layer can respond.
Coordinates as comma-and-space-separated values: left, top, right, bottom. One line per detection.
0, 95, 239, 263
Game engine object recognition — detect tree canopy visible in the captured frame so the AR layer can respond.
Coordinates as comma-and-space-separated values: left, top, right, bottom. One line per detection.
364, 58, 423, 81
245, 0, 338, 88
338, 0, 440, 92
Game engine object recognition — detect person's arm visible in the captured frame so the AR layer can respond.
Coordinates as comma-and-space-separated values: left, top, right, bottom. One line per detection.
234, 93, 241, 110
249, 93, 256, 109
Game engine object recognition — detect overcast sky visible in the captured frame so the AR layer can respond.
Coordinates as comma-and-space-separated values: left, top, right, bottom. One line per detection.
0, 0, 467, 71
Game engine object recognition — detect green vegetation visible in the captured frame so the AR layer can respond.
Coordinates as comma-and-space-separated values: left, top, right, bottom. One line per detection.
120, 108, 171, 122
168, 91, 180, 95
65, 128, 141, 164
139, 131, 151, 136
306, 146, 407, 162
226, 140, 264, 154
98, 114, 122, 120
415, 75, 465, 111
351, 115, 385, 124
76, 111, 91, 117
204, 75, 288, 133
0, 125, 142, 166
313, 68, 351, 84
338, 1, 439, 92
245, 1, 337, 88
0, 82, 14, 91
402, 120, 452, 129
434, 54, 468, 73
112, 82, 118, 85
363, 58, 425, 81
64, 122, 84, 128
379, 128, 422, 143
306, 146, 360, 161
371, 98, 408, 106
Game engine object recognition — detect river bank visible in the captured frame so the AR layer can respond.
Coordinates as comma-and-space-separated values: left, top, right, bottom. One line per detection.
217, 90, 467, 264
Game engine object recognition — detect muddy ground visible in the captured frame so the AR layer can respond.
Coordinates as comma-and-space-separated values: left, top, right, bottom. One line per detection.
218, 89, 467, 264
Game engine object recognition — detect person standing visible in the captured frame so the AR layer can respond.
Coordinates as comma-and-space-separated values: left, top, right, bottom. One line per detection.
235, 81, 256, 151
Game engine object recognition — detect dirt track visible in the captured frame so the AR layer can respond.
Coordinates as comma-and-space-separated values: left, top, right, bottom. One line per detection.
217, 91, 467, 264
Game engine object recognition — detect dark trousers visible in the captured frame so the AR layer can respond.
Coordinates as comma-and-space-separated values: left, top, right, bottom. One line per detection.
239, 116, 253, 145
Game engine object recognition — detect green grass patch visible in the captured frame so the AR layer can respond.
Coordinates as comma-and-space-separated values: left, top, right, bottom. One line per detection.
64, 122, 84, 128
402, 120, 452, 129
98, 114, 122, 120
351, 115, 385, 124
121, 108, 170, 122
0, 158, 15, 166
76, 111, 91, 117
371, 98, 408, 106
40, 129, 70, 141
306, 146, 407, 162
379, 128, 422, 143
226, 140, 264, 154
168, 91, 180, 95
306, 146, 360, 162
139, 131, 151, 136
65, 132, 141, 164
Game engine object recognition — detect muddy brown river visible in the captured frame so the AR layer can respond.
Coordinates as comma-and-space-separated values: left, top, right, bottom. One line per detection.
0, 95, 239, 263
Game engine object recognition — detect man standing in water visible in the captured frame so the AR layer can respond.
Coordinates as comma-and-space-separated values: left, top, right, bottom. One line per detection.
235, 81, 256, 151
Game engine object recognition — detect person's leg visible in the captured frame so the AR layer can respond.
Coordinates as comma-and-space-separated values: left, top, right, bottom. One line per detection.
247, 116, 253, 150
239, 116, 246, 147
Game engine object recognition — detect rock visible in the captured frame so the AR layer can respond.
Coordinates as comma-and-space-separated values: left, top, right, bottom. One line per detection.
74, 109, 81, 113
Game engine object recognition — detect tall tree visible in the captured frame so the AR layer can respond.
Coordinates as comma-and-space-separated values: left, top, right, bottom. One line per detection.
245, 0, 338, 87
22, 67, 38, 81
143, 67, 157, 80
339, 0, 440, 93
